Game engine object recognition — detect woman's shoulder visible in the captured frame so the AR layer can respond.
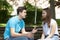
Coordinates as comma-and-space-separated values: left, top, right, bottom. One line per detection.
51, 18, 57, 24
51, 19, 56, 22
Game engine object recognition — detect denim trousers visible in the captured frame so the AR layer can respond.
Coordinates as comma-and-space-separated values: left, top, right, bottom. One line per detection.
5, 36, 34, 40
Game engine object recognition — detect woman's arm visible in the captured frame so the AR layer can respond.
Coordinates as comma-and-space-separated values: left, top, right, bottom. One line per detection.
41, 32, 45, 39
41, 22, 45, 39
46, 23, 57, 38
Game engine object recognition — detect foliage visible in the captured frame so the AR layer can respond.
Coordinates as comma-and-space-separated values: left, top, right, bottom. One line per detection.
56, 19, 60, 26
0, 0, 12, 23
0, 0, 13, 14
24, 2, 42, 25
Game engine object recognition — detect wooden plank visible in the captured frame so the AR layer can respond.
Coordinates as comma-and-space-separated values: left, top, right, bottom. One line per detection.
0, 27, 60, 40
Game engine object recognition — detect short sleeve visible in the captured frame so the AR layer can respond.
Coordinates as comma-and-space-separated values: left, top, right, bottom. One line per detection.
22, 20, 25, 29
9, 18, 16, 28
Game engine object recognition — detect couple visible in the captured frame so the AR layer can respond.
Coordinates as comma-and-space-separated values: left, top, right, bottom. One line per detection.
4, 7, 59, 40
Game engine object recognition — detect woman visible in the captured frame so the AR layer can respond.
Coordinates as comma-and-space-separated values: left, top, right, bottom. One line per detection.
40, 8, 59, 40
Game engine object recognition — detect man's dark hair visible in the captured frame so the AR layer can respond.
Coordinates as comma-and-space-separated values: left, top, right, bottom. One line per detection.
17, 7, 26, 15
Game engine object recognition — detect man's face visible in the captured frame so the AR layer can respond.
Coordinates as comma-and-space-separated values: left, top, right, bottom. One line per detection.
19, 10, 27, 18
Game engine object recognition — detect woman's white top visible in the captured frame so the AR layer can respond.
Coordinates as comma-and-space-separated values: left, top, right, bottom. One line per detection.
42, 19, 59, 36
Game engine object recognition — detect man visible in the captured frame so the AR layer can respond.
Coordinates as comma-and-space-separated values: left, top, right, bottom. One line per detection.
4, 7, 37, 40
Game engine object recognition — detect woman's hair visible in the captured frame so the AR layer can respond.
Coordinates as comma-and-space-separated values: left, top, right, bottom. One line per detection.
42, 8, 52, 27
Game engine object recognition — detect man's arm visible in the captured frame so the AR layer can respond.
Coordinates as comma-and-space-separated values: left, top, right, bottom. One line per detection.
21, 28, 37, 34
21, 28, 31, 34
10, 28, 26, 37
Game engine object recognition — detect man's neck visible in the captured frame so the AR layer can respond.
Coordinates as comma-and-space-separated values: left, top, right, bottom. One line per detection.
18, 15, 22, 20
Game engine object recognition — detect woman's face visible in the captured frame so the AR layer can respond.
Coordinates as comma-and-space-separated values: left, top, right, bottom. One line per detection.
42, 10, 47, 19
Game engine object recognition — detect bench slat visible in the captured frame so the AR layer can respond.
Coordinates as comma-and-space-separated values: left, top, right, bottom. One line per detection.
0, 27, 60, 40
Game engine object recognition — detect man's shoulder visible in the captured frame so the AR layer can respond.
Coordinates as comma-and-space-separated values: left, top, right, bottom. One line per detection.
10, 16, 17, 20
8, 16, 18, 22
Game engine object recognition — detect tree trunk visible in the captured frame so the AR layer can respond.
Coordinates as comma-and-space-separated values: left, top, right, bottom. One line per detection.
50, 0, 55, 19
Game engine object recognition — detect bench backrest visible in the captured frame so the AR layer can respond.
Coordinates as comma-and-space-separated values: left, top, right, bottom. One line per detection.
0, 27, 60, 40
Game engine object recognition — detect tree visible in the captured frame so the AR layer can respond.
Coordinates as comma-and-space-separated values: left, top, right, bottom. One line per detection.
0, 0, 13, 14
50, 0, 55, 19
0, 0, 12, 23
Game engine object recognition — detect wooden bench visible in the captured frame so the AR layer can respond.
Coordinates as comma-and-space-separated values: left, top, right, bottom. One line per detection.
26, 27, 60, 40
0, 27, 60, 40
0, 27, 5, 40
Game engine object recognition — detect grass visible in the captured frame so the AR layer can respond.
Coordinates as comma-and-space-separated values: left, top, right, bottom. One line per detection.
26, 24, 41, 27
0, 19, 60, 27
0, 23, 6, 27
0, 23, 41, 27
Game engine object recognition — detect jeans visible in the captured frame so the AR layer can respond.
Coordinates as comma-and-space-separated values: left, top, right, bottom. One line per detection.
37, 36, 59, 40
5, 36, 34, 40
51, 36, 59, 40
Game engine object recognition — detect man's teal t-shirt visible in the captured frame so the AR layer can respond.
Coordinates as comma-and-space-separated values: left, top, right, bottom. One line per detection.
4, 16, 25, 39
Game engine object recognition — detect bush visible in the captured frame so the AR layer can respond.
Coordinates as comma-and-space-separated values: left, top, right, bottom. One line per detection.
0, 10, 10, 23
24, 10, 42, 25
56, 19, 60, 26
24, 2, 42, 25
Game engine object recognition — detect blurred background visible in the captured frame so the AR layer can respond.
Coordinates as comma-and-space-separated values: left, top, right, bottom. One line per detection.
0, 0, 60, 40
0, 0, 60, 27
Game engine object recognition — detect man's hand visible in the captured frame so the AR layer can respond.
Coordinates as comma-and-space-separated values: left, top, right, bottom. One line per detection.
45, 37, 51, 40
40, 39, 44, 40
26, 32, 34, 38
37, 39, 44, 40
31, 27, 37, 34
